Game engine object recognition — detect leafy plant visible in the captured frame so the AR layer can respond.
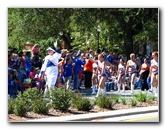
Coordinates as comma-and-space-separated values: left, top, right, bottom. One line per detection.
120, 97, 127, 105
130, 98, 137, 106
50, 87, 74, 112
13, 97, 28, 117
134, 92, 147, 102
71, 93, 92, 111
94, 95, 113, 109
31, 97, 49, 114
8, 98, 16, 114
111, 95, 120, 103
146, 95, 155, 104
17, 88, 43, 111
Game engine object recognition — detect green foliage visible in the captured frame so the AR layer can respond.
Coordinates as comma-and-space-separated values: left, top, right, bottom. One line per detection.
8, 8, 158, 54
8, 98, 16, 114
111, 95, 120, 103
50, 87, 74, 112
71, 93, 92, 111
134, 92, 147, 102
17, 88, 41, 111
146, 95, 155, 104
31, 97, 49, 114
120, 97, 127, 105
13, 97, 28, 117
130, 98, 137, 106
94, 95, 113, 109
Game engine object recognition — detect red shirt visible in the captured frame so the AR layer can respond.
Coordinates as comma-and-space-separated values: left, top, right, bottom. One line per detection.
84, 59, 93, 72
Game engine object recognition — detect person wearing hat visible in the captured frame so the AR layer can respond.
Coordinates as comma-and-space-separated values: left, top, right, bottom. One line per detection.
39, 47, 61, 94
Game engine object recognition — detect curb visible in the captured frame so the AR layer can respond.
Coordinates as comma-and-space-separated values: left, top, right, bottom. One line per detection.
27, 106, 158, 122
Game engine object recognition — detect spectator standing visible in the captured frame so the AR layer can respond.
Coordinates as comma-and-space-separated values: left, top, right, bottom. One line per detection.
139, 58, 150, 91
73, 53, 84, 91
31, 44, 40, 56
84, 53, 94, 88
63, 58, 73, 90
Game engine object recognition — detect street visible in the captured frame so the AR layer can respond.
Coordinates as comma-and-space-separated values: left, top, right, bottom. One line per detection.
91, 112, 159, 122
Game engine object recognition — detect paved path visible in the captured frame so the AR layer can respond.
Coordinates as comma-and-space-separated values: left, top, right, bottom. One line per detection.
79, 87, 157, 100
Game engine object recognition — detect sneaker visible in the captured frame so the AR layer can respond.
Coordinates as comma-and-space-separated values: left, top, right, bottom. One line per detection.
121, 90, 125, 93
154, 93, 158, 98
131, 91, 134, 94
116, 90, 120, 93
149, 89, 153, 93
91, 92, 96, 95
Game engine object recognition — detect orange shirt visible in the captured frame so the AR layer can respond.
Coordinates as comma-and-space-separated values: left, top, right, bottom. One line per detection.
84, 59, 93, 72
59, 58, 64, 73
141, 63, 149, 71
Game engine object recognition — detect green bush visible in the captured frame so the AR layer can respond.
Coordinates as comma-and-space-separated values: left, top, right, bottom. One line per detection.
120, 97, 127, 105
50, 87, 74, 112
13, 97, 28, 117
130, 98, 137, 106
147, 95, 155, 104
71, 93, 92, 111
31, 98, 49, 114
94, 95, 112, 109
111, 95, 120, 103
18, 88, 43, 111
134, 92, 147, 102
8, 98, 16, 114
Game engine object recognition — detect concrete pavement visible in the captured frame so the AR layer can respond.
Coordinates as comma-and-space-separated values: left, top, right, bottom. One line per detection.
27, 106, 158, 122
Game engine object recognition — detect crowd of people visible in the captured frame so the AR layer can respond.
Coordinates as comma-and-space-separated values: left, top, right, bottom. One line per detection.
8, 43, 158, 99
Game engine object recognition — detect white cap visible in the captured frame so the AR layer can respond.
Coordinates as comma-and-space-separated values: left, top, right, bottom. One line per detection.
46, 47, 55, 52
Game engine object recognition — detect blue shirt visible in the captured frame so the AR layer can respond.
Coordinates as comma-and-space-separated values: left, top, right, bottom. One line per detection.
63, 64, 73, 77
106, 55, 114, 64
73, 58, 84, 75
10, 59, 19, 69
25, 56, 32, 69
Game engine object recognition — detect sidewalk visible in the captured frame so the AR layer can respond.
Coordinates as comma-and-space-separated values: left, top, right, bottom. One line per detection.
27, 106, 158, 122
80, 88, 157, 99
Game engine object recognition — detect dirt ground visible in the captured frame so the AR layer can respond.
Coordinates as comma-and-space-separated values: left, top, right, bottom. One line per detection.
8, 99, 158, 122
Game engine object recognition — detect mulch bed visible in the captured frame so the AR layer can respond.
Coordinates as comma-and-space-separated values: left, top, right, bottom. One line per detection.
8, 99, 158, 122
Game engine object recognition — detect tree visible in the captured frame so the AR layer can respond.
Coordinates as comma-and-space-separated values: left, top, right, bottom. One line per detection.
8, 8, 158, 56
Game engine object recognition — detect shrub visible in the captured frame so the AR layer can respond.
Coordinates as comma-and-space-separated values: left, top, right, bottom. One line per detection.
17, 88, 43, 111
111, 95, 120, 103
71, 93, 92, 111
8, 98, 16, 114
13, 97, 27, 117
120, 97, 127, 105
50, 87, 74, 112
94, 95, 113, 109
130, 98, 137, 106
147, 95, 155, 104
134, 92, 147, 102
31, 98, 49, 114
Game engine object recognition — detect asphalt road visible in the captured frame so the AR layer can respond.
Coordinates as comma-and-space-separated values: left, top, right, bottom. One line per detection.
91, 112, 159, 122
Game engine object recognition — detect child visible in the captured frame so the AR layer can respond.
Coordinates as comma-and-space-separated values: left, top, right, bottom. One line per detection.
28, 66, 37, 87
35, 71, 46, 94
63, 58, 73, 90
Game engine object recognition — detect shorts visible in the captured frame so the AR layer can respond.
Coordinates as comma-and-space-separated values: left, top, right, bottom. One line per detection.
102, 72, 111, 77
78, 70, 82, 79
153, 72, 158, 76
129, 71, 137, 75
120, 74, 125, 77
